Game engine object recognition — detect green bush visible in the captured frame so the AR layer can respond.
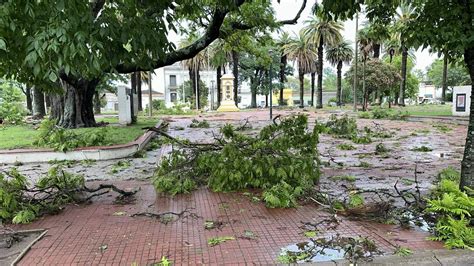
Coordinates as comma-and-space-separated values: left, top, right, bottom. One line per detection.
325, 114, 358, 138
153, 115, 320, 208
0, 82, 27, 124
189, 119, 210, 128
426, 168, 474, 249
34, 119, 109, 151
152, 99, 166, 110
337, 143, 356, 150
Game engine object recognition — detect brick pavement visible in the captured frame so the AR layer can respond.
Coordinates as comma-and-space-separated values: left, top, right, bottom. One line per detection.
12, 180, 444, 265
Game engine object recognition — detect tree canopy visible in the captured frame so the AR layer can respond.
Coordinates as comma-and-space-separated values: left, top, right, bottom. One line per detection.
427, 59, 471, 89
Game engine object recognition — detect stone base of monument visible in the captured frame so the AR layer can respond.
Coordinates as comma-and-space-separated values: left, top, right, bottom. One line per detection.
217, 100, 239, 112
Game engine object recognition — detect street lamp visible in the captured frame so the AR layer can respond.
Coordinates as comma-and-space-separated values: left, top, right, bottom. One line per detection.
269, 49, 273, 120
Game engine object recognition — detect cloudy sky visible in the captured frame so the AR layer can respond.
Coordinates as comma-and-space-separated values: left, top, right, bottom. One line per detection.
273, 0, 436, 73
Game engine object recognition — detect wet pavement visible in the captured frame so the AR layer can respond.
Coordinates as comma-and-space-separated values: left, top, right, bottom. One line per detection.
4, 109, 467, 265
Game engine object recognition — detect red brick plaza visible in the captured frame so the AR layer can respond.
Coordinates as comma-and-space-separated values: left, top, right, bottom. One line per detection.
14, 180, 442, 265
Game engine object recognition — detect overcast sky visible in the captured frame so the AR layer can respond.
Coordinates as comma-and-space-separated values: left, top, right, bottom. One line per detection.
272, 0, 436, 73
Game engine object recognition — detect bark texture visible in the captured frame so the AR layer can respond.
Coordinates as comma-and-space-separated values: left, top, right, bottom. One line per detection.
442, 55, 448, 103
398, 45, 408, 106
310, 72, 315, 107
336, 61, 342, 106
217, 66, 222, 107
279, 54, 287, 105
232, 50, 239, 106
316, 38, 324, 109
460, 46, 474, 190
299, 71, 304, 108
32, 87, 46, 118
51, 78, 99, 128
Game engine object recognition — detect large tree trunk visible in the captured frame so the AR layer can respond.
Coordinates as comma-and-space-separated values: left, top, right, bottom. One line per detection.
336, 61, 342, 106
232, 50, 239, 106
32, 87, 46, 119
45, 94, 51, 110
398, 45, 408, 106
317, 38, 324, 109
373, 43, 381, 59
310, 72, 315, 107
24, 86, 32, 113
299, 71, 304, 108
136, 72, 143, 111
279, 54, 287, 105
217, 66, 222, 107
442, 54, 448, 104
189, 68, 201, 109
460, 47, 474, 190
51, 78, 98, 128
94, 90, 101, 114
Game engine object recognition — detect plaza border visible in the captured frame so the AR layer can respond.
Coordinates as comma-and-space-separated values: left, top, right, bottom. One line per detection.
0, 121, 162, 164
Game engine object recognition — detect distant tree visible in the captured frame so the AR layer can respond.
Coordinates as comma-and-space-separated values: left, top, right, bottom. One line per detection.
283, 31, 317, 108
427, 59, 471, 100
304, 14, 343, 108
326, 40, 353, 105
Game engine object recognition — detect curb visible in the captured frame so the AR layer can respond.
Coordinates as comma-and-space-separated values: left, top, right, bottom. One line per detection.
407, 115, 469, 126
0, 121, 162, 164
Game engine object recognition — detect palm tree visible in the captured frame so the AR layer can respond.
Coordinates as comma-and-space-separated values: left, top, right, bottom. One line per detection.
303, 15, 343, 108
276, 32, 292, 105
358, 29, 374, 111
208, 39, 232, 108
283, 31, 317, 108
326, 40, 353, 106
394, 0, 415, 106
363, 21, 389, 59
180, 35, 209, 109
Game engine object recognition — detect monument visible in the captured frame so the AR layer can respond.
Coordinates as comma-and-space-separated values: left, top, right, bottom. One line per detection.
217, 73, 239, 112
117, 85, 138, 125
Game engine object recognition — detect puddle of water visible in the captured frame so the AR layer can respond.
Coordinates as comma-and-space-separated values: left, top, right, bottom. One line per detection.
279, 241, 345, 263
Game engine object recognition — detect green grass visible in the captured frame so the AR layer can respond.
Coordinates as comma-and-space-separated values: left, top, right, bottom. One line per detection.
0, 116, 158, 150
400, 104, 452, 116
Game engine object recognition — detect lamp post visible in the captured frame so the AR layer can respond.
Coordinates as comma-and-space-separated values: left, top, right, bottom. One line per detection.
148, 71, 152, 117
269, 50, 273, 120
211, 80, 215, 110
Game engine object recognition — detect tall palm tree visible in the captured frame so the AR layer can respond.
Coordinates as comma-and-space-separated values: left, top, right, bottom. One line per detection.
394, 0, 415, 106
358, 29, 374, 111
208, 39, 232, 107
363, 21, 389, 59
283, 31, 317, 108
180, 35, 209, 109
303, 15, 343, 108
326, 40, 353, 106
276, 32, 292, 105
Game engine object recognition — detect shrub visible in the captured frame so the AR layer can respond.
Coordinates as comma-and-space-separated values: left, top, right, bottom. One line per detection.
375, 143, 390, 154
426, 168, 474, 249
0, 82, 27, 124
189, 119, 210, 128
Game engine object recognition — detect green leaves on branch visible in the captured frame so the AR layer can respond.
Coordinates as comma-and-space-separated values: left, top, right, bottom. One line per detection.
34, 119, 109, 151
153, 115, 320, 208
426, 170, 474, 249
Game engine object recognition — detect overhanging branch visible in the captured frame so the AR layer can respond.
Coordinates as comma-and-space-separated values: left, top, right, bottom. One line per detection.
114, 0, 306, 74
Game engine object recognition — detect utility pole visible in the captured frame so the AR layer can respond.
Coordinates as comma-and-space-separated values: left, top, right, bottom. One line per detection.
353, 12, 359, 112
148, 71, 152, 117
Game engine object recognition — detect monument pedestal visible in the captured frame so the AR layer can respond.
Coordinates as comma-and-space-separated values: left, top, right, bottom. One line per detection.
217, 73, 239, 112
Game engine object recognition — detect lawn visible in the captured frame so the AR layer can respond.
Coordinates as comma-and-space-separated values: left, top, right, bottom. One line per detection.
392, 104, 452, 116
0, 116, 159, 150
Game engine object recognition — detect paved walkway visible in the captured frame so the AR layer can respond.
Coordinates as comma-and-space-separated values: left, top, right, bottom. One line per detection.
14, 180, 443, 265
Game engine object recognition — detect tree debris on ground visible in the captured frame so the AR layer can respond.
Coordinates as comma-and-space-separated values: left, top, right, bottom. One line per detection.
0, 166, 137, 224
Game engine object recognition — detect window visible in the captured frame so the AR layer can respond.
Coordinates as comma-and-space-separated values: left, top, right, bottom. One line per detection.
170, 92, 177, 103
170, 75, 177, 87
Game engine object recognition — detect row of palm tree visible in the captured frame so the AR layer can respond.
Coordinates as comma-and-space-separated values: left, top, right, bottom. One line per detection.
282, 13, 352, 108
175, 1, 417, 111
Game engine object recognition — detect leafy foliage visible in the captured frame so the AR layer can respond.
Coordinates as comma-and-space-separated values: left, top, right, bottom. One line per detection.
0, 167, 84, 224
358, 107, 409, 120
207, 236, 235, 246
0, 82, 27, 124
153, 115, 320, 208
189, 119, 210, 128
34, 119, 109, 151
337, 143, 356, 150
426, 169, 474, 249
